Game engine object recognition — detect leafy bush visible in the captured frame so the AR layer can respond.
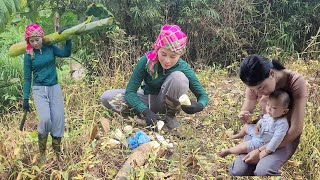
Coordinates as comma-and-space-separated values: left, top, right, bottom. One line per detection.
99, 0, 320, 67
0, 25, 24, 113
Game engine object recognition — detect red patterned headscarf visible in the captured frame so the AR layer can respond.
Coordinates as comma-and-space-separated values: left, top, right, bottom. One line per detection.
25, 23, 44, 57
146, 24, 187, 79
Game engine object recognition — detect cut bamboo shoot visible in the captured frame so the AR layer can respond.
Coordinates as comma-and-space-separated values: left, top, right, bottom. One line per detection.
179, 94, 191, 106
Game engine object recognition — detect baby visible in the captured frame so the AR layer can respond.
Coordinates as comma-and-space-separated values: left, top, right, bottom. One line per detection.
219, 89, 290, 157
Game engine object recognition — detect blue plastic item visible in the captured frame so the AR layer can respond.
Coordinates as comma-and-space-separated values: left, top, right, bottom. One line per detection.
127, 130, 151, 150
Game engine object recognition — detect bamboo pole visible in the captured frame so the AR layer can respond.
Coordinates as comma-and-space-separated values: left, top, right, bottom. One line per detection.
8, 17, 114, 57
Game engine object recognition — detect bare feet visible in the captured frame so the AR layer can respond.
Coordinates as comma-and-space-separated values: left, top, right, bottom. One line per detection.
229, 133, 243, 140
219, 149, 231, 157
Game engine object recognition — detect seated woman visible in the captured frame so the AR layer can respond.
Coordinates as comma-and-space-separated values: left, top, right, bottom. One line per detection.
100, 24, 209, 131
230, 54, 307, 176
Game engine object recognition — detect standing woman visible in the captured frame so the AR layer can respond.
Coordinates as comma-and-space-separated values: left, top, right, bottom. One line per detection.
23, 24, 72, 164
100, 24, 208, 130
230, 54, 307, 176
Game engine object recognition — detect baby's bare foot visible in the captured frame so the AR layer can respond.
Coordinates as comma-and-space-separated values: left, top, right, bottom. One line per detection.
229, 134, 240, 139
219, 149, 231, 157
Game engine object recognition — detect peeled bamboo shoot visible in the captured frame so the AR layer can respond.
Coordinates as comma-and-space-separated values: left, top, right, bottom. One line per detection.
123, 125, 133, 134
157, 120, 164, 130
179, 94, 191, 106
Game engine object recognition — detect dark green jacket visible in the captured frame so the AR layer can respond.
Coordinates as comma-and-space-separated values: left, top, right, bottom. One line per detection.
125, 55, 209, 113
23, 40, 72, 100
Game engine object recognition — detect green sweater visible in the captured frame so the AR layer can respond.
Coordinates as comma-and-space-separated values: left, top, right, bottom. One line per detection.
125, 55, 209, 113
23, 40, 72, 100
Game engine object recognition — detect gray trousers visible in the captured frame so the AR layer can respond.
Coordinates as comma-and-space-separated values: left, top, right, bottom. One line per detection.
100, 71, 189, 114
229, 136, 300, 176
32, 84, 65, 137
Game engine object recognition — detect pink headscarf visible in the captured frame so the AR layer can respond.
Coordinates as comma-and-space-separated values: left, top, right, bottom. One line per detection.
25, 23, 44, 57
146, 24, 187, 79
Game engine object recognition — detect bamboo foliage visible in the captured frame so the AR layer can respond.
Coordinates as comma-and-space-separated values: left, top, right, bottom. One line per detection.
0, 0, 21, 28
8, 16, 115, 57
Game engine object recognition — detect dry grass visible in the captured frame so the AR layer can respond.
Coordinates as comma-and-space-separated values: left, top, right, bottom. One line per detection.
0, 60, 319, 179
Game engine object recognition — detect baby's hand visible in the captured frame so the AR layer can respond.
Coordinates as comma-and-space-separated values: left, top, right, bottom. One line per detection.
238, 111, 252, 124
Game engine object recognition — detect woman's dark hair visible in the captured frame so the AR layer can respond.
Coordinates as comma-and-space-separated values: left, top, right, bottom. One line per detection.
239, 54, 285, 86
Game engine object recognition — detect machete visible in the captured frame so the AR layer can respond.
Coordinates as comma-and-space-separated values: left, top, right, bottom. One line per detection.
19, 110, 27, 131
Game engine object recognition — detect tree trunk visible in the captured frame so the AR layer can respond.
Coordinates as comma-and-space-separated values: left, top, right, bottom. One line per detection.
54, 11, 60, 32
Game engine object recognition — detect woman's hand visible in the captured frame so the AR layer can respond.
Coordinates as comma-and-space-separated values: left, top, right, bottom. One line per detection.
142, 109, 160, 131
242, 149, 260, 164
238, 111, 252, 124
259, 149, 270, 159
23, 99, 30, 112
181, 100, 204, 114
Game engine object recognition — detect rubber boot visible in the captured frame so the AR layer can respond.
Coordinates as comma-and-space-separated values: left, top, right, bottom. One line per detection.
164, 95, 181, 129
52, 136, 62, 162
38, 133, 47, 164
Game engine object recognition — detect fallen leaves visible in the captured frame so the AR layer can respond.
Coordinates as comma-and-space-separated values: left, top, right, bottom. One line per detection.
1, 60, 320, 179
99, 117, 110, 135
